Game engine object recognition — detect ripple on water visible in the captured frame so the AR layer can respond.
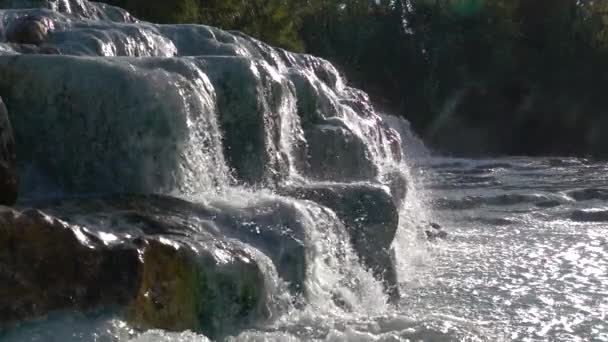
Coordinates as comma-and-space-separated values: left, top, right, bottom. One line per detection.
467, 216, 516, 226
411, 156, 608, 341
433, 193, 562, 211
473, 162, 513, 170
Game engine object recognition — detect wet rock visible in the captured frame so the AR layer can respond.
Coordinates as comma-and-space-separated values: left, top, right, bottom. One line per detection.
433, 196, 481, 210
209, 199, 310, 295
127, 238, 269, 338
0, 56, 230, 195
0, 199, 276, 339
71, 195, 306, 294
6, 17, 50, 46
382, 169, 408, 208
8, 43, 61, 55
281, 183, 399, 300
568, 188, 608, 201
289, 64, 381, 183
205, 60, 270, 184
425, 222, 447, 241
111, 194, 390, 309
485, 193, 550, 206
77, 194, 363, 305
534, 200, 561, 208
203, 58, 295, 185
384, 126, 403, 162
0, 206, 142, 324
305, 123, 378, 182
570, 209, 608, 222
0, 98, 17, 205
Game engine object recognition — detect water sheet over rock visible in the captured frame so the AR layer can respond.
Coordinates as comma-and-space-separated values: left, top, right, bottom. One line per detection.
0, 0, 421, 338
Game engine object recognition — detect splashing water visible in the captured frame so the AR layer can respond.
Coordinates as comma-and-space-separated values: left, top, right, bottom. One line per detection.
4, 1, 604, 341
0, 0, 440, 340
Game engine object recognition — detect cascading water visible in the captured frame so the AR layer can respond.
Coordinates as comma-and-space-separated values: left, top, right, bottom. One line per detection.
0, 0, 445, 341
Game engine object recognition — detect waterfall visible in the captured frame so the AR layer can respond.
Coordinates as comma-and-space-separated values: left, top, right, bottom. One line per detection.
0, 1, 431, 339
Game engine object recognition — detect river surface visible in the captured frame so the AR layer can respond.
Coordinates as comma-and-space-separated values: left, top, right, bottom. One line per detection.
398, 156, 608, 342
5, 156, 606, 342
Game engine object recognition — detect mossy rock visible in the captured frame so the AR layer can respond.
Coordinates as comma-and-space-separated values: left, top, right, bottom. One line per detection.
128, 237, 268, 338
128, 239, 201, 331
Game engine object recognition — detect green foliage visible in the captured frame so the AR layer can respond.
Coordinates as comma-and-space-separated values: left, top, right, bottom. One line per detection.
296, 0, 608, 156
100, 0, 303, 51
126, 0, 199, 23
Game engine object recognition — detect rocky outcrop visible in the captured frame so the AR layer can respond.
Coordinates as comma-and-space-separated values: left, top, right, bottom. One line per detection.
204, 58, 278, 185
6, 16, 50, 46
385, 126, 403, 163
0, 98, 17, 205
0, 207, 142, 324
0, 202, 274, 339
50, 194, 352, 300
281, 183, 400, 300
382, 169, 408, 208
305, 123, 379, 182
288, 69, 381, 183
0, 0, 410, 336
5, 44, 61, 55
128, 238, 269, 338
570, 209, 608, 222
0, 56, 231, 194
568, 188, 608, 201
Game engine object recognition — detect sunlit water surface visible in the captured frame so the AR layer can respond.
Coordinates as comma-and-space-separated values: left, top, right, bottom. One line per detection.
4, 157, 607, 342
401, 156, 608, 342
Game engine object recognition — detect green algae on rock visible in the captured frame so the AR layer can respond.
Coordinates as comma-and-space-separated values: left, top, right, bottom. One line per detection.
128, 237, 269, 338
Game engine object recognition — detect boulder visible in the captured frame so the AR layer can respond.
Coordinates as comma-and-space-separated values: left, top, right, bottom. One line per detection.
75, 194, 307, 296
382, 169, 408, 208
305, 123, 378, 182
49, 194, 372, 308
570, 209, 608, 222
568, 188, 608, 201
0, 56, 230, 195
38, 195, 292, 336
6, 17, 50, 46
0, 199, 276, 338
0, 206, 142, 324
281, 183, 400, 300
127, 237, 269, 338
425, 222, 448, 241
0, 98, 17, 205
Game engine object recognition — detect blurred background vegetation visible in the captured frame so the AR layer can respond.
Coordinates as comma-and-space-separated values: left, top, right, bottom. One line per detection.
98, 0, 608, 157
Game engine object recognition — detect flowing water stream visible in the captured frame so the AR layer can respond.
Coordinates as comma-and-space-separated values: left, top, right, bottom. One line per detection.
6, 155, 607, 342
0, 1, 606, 341
402, 156, 608, 342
